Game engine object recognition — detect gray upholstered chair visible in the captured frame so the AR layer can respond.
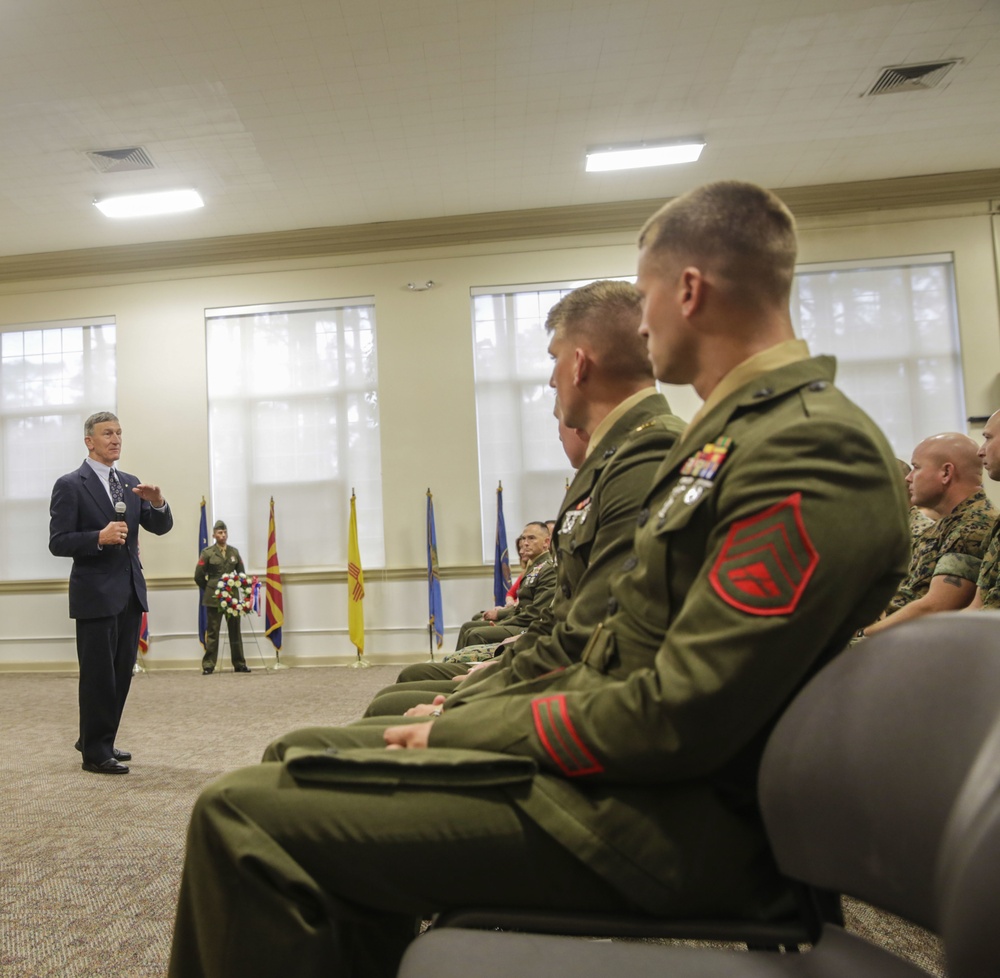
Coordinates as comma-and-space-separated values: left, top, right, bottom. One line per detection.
398, 611, 1000, 978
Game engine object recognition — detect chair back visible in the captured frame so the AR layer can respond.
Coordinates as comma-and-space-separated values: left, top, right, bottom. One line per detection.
759, 612, 1000, 948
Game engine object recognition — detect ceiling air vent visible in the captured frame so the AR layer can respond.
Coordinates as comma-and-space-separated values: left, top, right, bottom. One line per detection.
85, 146, 156, 173
865, 60, 960, 96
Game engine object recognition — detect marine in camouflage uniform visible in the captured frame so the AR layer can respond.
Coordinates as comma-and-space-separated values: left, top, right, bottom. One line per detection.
885, 487, 996, 614
974, 519, 1000, 609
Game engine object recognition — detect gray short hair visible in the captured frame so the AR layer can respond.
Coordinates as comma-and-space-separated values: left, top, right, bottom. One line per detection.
84, 411, 119, 436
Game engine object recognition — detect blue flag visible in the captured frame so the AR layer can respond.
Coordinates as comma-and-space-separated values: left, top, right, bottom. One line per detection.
427, 489, 444, 648
493, 482, 511, 605
197, 498, 208, 647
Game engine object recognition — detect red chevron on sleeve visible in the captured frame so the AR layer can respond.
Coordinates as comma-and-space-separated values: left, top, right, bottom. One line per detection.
708, 492, 818, 616
531, 695, 604, 777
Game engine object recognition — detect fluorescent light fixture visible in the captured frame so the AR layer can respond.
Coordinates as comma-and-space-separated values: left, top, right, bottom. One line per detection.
93, 189, 204, 218
585, 140, 705, 172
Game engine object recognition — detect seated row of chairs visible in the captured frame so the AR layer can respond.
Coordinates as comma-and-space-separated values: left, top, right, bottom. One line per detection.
400, 612, 1000, 978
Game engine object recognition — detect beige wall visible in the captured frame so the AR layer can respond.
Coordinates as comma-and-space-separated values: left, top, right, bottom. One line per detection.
1, 196, 998, 668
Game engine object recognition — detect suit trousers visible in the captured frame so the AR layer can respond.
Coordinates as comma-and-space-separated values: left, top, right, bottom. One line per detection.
168, 721, 630, 978
76, 591, 142, 764
202, 605, 246, 670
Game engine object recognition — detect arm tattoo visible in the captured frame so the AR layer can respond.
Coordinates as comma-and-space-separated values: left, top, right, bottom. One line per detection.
943, 575, 964, 588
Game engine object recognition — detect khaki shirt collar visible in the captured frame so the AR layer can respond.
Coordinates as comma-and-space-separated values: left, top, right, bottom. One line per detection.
680, 339, 810, 447
585, 387, 660, 459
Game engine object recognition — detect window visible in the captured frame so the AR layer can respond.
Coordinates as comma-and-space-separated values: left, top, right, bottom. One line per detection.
792, 255, 965, 457
471, 281, 593, 560
471, 257, 966, 562
205, 298, 384, 570
0, 318, 116, 580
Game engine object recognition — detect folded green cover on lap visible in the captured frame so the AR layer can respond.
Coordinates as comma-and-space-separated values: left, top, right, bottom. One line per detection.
284, 746, 537, 787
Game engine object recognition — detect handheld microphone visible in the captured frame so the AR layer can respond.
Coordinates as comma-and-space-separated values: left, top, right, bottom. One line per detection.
114, 501, 127, 548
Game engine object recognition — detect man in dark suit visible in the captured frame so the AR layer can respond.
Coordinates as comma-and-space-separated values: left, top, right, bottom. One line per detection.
49, 411, 173, 775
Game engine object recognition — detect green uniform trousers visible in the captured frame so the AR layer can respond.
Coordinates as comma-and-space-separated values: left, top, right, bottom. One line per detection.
365, 678, 466, 717
202, 605, 247, 670
168, 722, 630, 978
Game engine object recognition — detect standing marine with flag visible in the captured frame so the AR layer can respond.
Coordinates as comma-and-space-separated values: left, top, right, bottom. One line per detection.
347, 490, 366, 665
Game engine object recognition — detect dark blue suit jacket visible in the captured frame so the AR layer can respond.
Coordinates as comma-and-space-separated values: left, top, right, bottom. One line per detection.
49, 461, 173, 619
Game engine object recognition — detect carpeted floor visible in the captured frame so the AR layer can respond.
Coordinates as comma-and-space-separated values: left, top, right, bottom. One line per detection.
0, 666, 947, 977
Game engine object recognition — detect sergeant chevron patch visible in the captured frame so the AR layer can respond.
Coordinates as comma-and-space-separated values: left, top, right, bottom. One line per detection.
708, 492, 818, 616
531, 695, 604, 776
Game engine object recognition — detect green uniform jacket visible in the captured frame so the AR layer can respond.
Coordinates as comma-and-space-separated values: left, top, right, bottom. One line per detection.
886, 487, 997, 613
194, 544, 246, 607
454, 393, 684, 699
491, 552, 557, 629
430, 356, 910, 916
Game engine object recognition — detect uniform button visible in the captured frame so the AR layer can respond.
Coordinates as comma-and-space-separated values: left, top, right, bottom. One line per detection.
603, 447, 617, 459
808, 380, 828, 391
752, 387, 774, 399
607, 597, 619, 615
637, 507, 649, 527
622, 555, 638, 572
562, 584, 571, 598
568, 540, 577, 554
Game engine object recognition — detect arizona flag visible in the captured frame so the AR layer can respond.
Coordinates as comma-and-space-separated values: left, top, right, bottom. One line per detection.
348, 490, 365, 655
426, 489, 444, 648
197, 498, 209, 647
138, 612, 149, 655
493, 481, 511, 605
264, 497, 284, 651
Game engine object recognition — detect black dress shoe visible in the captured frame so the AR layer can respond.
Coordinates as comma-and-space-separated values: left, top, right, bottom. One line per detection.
202, 668, 214, 675
82, 758, 129, 775
234, 665, 251, 673
76, 741, 132, 762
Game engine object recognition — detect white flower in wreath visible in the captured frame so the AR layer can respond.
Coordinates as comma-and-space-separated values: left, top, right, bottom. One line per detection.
217, 571, 252, 617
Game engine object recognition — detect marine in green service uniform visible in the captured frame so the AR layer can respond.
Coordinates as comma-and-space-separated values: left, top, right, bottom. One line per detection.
167, 181, 910, 978
195, 520, 250, 674
396, 521, 556, 685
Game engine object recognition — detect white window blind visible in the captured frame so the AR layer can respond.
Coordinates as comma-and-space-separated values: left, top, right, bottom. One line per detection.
0, 318, 116, 580
205, 298, 384, 570
471, 282, 591, 561
472, 258, 965, 561
792, 255, 965, 458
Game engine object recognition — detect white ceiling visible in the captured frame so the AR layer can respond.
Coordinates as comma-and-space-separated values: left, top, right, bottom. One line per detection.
1, 0, 997, 259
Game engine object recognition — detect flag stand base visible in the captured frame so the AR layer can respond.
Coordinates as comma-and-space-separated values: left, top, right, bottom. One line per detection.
350, 651, 371, 669
269, 658, 289, 671
133, 658, 146, 675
